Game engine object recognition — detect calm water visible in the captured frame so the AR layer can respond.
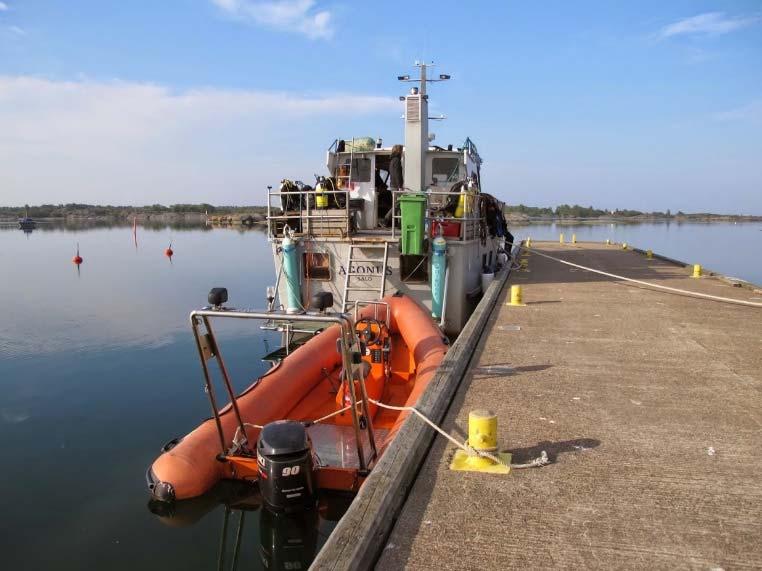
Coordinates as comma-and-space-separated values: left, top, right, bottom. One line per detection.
0, 222, 344, 570
0, 220, 760, 569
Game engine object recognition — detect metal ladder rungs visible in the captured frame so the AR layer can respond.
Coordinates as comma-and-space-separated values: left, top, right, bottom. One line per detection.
341, 241, 390, 312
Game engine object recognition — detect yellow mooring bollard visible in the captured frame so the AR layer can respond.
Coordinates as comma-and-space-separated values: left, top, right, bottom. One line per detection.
526, 237, 532, 248
519, 258, 529, 271
647, 249, 653, 259
622, 243, 628, 250
507, 284, 526, 306
692, 264, 702, 278
606, 239, 611, 245
450, 410, 511, 474
572, 233, 577, 244
559, 233, 565, 244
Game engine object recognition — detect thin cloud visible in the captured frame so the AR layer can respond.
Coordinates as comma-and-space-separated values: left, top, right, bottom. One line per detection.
0, 2, 8, 11
659, 12, 760, 38
8, 25, 24, 35
713, 100, 762, 124
211, 0, 333, 39
0, 75, 397, 205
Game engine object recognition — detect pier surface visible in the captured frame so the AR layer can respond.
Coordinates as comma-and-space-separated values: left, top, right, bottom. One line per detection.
377, 242, 762, 570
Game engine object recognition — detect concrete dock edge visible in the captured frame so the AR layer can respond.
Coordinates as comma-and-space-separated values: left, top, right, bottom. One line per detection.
310, 257, 515, 570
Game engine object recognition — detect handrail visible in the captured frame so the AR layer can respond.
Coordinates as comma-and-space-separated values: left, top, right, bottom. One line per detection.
390, 189, 485, 241
189, 307, 377, 471
267, 188, 352, 238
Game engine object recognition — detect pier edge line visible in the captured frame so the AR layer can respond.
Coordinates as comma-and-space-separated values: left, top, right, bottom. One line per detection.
309, 246, 518, 570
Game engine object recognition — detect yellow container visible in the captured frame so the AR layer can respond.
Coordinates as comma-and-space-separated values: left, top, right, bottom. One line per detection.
315, 182, 328, 209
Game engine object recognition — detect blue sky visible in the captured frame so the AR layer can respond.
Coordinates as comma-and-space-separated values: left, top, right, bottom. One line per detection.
1, 1, 760, 213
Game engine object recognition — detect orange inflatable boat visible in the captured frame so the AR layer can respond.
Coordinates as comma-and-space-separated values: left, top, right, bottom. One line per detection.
147, 293, 447, 506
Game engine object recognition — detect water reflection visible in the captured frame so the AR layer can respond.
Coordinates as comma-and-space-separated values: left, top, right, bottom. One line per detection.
0, 222, 274, 359
147, 483, 351, 570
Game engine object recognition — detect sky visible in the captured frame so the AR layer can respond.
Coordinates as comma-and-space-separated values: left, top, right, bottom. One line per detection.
0, 1, 760, 213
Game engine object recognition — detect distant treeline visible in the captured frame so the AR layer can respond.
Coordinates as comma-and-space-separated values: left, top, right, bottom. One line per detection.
503, 204, 759, 219
0, 203, 268, 219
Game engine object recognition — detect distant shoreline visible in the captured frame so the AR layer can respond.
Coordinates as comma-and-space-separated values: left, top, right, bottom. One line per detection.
506, 214, 762, 224
0, 203, 760, 224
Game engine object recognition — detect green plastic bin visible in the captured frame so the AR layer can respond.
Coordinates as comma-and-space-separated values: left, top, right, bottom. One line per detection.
399, 193, 427, 255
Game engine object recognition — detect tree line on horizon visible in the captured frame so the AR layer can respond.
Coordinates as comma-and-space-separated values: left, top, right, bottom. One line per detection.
0, 202, 753, 219
504, 203, 682, 218
0, 203, 268, 218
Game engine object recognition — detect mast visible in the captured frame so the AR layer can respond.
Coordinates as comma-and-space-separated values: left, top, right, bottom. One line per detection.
399, 62, 450, 193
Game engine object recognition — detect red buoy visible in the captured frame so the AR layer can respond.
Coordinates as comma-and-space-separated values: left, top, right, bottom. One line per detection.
164, 244, 173, 257
72, 243, 83, 265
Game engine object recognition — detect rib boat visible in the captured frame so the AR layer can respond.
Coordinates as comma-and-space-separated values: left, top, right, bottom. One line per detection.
147, 63, 511, 509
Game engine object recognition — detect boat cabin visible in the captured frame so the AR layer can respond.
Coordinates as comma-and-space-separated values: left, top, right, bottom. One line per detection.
265, 64, 512, 336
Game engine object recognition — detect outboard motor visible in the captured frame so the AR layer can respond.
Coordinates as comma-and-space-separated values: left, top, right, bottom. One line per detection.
257, 420, 315, 512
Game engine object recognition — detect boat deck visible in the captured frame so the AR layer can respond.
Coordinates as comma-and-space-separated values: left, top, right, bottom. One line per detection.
376, 241, 762, 570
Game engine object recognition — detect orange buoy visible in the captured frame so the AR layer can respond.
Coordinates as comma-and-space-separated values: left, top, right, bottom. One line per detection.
164, 242, 173, 257
72, 243, 83, 265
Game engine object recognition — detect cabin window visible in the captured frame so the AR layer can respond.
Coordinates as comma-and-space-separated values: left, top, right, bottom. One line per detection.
303, 252, 331, 281
350, 158, 372, 183
432, 157, 460, 184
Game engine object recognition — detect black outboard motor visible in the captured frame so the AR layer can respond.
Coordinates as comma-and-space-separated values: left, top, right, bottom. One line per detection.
257, 421, 315, 512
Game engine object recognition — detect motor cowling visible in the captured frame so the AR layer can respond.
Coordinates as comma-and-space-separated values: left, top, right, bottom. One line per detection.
257, 420, 315, 512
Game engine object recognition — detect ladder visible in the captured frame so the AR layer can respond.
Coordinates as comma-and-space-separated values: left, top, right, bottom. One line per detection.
341, 242, 390, 312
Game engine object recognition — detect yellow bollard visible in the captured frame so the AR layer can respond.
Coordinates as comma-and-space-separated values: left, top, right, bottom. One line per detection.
606, 239, 611, 245
526, 237, 532, 248
692, 264, 702, 278
572, 234, 577, 244
507, 284, 526, 306
519, 258, 529, 271
450, 410, 511, 474
647, 249, 653, 259
559, 233, 565, 244
469, 410, 498, 451
622, 243, 628, 250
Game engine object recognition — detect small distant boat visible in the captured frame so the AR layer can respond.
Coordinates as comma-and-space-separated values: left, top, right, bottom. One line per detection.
18, 217, 36, 230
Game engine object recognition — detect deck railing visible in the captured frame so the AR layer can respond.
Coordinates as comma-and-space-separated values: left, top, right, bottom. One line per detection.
267, 187, 352, 238
391, 189, 484, 242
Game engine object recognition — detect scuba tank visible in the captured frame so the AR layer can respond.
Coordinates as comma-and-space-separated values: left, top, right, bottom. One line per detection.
431, 230, 447, 319
315, 177, 328, 209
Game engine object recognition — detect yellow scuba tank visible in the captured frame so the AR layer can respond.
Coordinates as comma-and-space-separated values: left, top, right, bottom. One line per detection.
315, 179, 328, 209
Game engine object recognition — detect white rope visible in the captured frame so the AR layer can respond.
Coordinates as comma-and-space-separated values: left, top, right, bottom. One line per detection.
368, 398, 549, 469
523, 246, 762, 308
306, 404, 353, 426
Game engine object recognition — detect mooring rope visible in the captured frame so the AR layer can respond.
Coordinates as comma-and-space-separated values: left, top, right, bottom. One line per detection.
523, 245, 762, 308
368, 398, 549, 469
228, 402, 548, 470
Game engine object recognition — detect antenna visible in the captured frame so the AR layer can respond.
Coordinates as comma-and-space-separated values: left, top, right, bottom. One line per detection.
397, 62, 452, 192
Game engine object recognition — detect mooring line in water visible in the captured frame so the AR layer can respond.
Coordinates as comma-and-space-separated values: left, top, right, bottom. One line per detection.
523, 246, 762, 308
368, 398, 549, 469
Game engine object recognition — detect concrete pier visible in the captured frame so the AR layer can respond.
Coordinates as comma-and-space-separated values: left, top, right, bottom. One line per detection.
377, 242, 762, 570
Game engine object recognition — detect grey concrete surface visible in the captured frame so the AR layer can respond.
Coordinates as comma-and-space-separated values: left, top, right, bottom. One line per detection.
377, 242, 762, 570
